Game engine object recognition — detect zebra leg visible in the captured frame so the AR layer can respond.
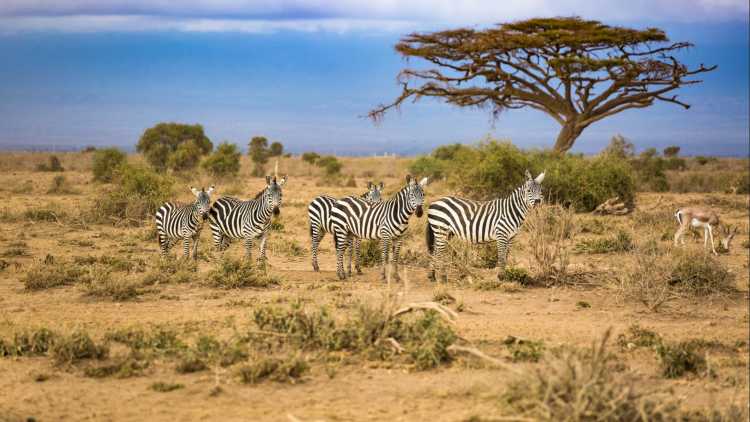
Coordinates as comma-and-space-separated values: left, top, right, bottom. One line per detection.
354, 238, 363, 275
243, 238, 254, 261
182, 238, 190, 259
380, 237, 391, 282
346, 237, 353, 277
392, 239, 402, 282
191, 234, 199, 260
333, 231, 348, 280
258, 233, 268, 268
311, 229, 323, 272
430, 231, 448, 283
158, 234, 170, 257
496, 236, 510, 280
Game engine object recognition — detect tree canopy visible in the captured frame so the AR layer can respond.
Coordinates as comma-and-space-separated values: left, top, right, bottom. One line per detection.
136, 123, 212, 172
369, 17, 716, 152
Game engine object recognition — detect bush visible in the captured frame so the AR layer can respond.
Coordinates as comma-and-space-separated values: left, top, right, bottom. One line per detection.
301, 152, 320, 165
502, 330, 678, 420
408, 156, 446, 180
205, 258, 281, 289
601, 134, 634, 159
93, 164, 174, 225
669, 250, 735, 296
505, 337, 545, 362
616, 324, 662, 349
92, 148, 127, 182
238, 355, 309, 384
0, 328, 58, 357
51, 330, 109, 365
36, 155, 64, 172
656, 341, 706, 378
136, 123, 212, 172
358, 240, 381, 268
248, 136, 270, 176
80, 266, 144, 301
151, 382, 184, 392
574, 230, 634, 254
663, 145, 680, 157
447, 141, 532, 200
202, 142, 241, 178
631, 151, 670, 192
47, 175, 74, 194
22, 260, 86, 290
316, 155, 342, 176
269, 141, 284, 157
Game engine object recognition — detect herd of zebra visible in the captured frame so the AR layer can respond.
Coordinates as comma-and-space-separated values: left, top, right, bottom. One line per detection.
155, 171, 546, 281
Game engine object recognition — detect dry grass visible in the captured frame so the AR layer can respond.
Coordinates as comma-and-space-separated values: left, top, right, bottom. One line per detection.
524, 205, 576, 286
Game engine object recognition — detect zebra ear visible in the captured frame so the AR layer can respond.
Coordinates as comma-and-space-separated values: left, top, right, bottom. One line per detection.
419, 177, 429, 187
379, 182, 384, 190
190, 186, 200, 196
368, 181, 374, 189
524, 169, 532, 180
265, 176, 272, 185
277, 175, 287, 186
534, 172, 546, 184
406, 175, 413, 185
207, 185, 215, 195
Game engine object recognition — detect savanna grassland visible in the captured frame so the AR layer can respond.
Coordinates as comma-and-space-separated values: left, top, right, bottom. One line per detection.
0, 152, 748, 422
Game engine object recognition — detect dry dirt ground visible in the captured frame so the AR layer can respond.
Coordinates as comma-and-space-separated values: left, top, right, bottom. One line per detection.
0, 154, 748, 421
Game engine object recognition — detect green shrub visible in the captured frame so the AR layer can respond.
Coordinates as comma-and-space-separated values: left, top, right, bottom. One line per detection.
505, 337, 545, 362
92, 148, 127, 182
0, 328, 58, 357
93, 164, 174, 225
136, 123, 212, 172
151, 382, 184, 392
656, 341, 706, 378
51, 330, 109, 365
358, 240, 381, 268
447, 141, 532, 200
316, 155, 343, 176
22, 260, 86, 290
662, 146, 680, 157
616, 324, 662, 349
408, 156, 446, 179
269, 141, 284, 157
669, 250, 735, 296
85, 357, 148, 378
202, 142, 241, 178
574, 230, 634, 254
205, 258, 280, 289
23, 207, 65, 222
502, 331, 678, 420
47, 175, 75, 194
301, 152, 320, 165
36, 155, 64, 172
238, 355, 309, 384
501, 267, 533, 285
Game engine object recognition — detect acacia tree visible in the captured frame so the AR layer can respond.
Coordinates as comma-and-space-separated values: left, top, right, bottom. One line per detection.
369, 17, 716, 152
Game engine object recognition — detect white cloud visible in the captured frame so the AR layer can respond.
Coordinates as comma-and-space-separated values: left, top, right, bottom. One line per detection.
0, 0, 747, 33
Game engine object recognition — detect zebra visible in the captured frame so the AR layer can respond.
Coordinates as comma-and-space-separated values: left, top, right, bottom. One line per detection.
208, 175, 287, 264
426, 170, 545, 282
155, 186, 215, 260
331, 175, 428, 281
308, 182, 384, 273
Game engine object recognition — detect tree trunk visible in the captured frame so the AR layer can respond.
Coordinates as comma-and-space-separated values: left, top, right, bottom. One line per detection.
553, 120, 584, 153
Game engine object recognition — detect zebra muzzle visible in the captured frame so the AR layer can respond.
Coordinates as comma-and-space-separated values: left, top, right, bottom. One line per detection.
273, 207, 280, 216
415, 205, 423, 217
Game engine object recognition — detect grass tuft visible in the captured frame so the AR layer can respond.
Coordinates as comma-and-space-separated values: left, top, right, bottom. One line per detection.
205, 258, 280, 289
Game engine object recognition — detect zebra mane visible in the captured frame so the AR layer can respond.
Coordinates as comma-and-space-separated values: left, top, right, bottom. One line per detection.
253, 187, 266, 200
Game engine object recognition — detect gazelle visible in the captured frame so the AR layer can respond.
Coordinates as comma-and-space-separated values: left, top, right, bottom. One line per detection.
673, 207, 737, 255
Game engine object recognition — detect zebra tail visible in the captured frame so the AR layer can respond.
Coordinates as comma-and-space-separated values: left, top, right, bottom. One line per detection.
675, 209, 682, 226
426, 223, 435, 255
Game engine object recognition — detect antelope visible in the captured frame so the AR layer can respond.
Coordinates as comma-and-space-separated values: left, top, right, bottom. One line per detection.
673, 207, 737, 255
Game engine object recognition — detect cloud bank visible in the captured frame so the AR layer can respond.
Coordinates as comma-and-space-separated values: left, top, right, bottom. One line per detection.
0, 0, 747, 33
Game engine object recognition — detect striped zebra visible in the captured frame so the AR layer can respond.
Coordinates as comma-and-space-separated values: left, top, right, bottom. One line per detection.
331, 175, 428, 281
155, 186, 215, 260
426, 170, 545, 282
208, 175, 287, 264
308, 182, 384, 273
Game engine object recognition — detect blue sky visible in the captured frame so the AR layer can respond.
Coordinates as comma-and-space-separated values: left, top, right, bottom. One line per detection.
0, 1, 747, 156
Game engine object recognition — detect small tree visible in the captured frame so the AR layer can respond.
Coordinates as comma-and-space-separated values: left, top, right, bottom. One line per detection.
248, 136, 270, 177
92, 148, 127, 182
663, 146, 681, 157
202, 142, 241, 178
602, 134, 635, 159
316, 156, 342, 176
269, 142, 284, 157
301, 152, 320, 165
370, 17, 716, 153
136, 123, 212, 172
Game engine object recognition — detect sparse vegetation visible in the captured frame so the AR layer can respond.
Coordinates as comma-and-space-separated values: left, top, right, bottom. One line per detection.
151, 382, 184, 392
656, 341, 707, 378
92, 164, 174, 225
238, 355, 309, 384
524, 205, 576, 285
36, 155, 64, 172
22, 259, 86, 290
205, 258, 281, 289
574, 230, 634, 254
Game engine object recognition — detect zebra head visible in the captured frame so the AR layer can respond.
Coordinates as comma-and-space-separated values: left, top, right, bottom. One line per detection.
522, 170, 545, 207
404, 175, 429, 217
264, 175, 287, 216
363, 181, 384, 204
190, 185, 215, 217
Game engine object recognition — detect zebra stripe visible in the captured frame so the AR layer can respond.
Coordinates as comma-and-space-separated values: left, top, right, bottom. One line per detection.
308, 183, 383, 272
155, 186, 214, 260
208, 176, 287, 263
331, 176, 428, 281
426, 171, 545, 281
